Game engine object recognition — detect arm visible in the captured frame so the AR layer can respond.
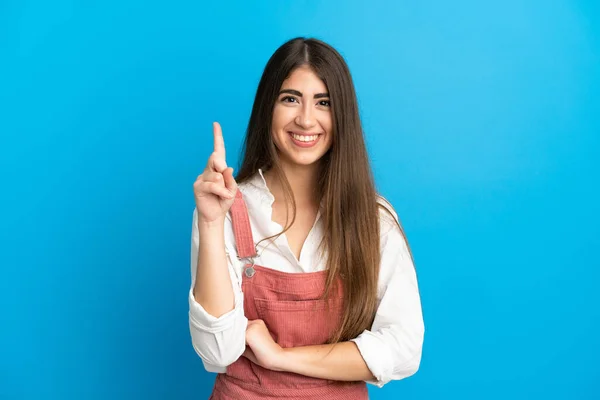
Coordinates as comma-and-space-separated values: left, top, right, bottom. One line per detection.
348, 215, 425, 387
189, 209, 248, 371
189, 122, 248, 370
281, 341, 375, 381
193, 211, 234, 318
243, 319, 374, 381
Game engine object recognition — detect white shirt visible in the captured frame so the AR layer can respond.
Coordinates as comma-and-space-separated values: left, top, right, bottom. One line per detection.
188, 170, 425, 387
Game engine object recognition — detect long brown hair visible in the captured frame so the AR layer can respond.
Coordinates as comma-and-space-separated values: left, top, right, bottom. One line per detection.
236, 37, 408, 343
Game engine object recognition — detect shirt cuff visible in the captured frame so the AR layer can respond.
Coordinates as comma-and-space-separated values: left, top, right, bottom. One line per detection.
188, 288, 244, 333
351, 330, 395, 388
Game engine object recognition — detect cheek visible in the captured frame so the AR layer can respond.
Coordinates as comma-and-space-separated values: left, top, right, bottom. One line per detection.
321, 111, 333, 132
272, 105, 292, 130
322, 116, 333, 148
322, 116, 333, 139
271, 108, 285, 146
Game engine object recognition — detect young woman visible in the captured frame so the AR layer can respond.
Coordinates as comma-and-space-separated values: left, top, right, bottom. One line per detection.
189, 37, 424, 399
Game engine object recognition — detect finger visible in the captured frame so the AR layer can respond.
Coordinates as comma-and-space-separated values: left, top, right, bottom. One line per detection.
198, 181, 234, 199
203, 171, 224, 184
206, 152, 228, 173
222, 167, 238, 192
213, 122, 226, 158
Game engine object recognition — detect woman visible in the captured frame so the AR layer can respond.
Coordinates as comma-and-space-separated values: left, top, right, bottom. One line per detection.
189, 37, 424, 399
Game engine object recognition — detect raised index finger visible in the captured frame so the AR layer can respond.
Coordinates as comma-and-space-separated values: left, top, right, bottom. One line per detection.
213, 122, 226, 158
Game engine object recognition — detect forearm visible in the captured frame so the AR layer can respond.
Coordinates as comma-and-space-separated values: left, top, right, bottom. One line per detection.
193, 216, 235, 318
279, 341, 375, 382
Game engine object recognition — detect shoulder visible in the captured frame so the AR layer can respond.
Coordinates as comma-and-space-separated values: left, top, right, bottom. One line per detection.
375, 195, 416, 285
376, 195, 413, 259
376, 195, 401, 238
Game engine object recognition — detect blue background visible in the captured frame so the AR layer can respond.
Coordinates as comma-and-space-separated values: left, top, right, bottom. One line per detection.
1, 1, 599, 399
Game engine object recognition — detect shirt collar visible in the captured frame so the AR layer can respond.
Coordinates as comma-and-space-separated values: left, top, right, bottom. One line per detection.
243, 168, 275, 206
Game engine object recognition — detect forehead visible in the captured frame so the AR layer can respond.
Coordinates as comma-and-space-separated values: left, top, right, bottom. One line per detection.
281, 66, 328, 93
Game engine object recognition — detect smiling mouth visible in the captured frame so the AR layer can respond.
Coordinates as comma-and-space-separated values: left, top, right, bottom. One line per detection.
290, 132, 320, 142
287, 131, 322, 148
288, 131, 321, 143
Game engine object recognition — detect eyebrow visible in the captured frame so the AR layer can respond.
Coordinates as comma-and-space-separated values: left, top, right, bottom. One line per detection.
279, 89, 329, 99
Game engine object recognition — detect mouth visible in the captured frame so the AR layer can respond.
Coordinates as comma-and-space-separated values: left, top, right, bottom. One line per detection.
288, 131, 322, 148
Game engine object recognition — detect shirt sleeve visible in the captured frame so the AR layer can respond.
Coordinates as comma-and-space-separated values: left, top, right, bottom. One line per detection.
350, 209, 425, 387
188, 208, 248, 372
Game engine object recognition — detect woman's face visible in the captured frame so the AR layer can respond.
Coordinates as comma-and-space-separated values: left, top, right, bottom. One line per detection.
271, 66, 333, 168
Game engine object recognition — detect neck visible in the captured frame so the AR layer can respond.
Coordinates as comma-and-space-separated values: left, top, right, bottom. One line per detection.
264, 160, 320, 208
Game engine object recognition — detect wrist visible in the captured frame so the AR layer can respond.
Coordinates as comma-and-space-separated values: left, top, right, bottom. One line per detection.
197, 215, 225, 230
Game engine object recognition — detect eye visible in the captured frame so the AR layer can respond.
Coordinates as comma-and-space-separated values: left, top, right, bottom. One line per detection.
318, 100, 331, 107
281, 96, 298, 103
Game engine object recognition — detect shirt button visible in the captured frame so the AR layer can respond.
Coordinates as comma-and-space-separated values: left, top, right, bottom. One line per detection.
244, 267, 255, 278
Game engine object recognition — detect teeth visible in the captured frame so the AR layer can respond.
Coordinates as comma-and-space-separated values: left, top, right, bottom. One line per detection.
292, 134, 318, 142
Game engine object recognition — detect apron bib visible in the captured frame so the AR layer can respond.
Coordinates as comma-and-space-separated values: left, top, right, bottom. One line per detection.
210, 191, 368, 399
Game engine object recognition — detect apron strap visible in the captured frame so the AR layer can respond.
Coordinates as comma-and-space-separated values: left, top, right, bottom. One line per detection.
229, 190, 257, 259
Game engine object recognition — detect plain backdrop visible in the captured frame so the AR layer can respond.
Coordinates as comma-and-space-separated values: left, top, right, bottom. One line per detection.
1, 1, 599, 399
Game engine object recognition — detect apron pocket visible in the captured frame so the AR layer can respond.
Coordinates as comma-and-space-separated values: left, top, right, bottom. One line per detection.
254, 298, 342, 349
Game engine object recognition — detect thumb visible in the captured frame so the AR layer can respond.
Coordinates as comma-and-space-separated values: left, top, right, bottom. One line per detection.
222, 167, 238, 193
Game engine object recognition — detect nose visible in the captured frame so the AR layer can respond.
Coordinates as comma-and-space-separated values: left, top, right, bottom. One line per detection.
294, 103, 317, 129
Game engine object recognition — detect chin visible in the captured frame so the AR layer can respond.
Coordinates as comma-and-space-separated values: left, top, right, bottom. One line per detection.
283, 152, 327, 167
